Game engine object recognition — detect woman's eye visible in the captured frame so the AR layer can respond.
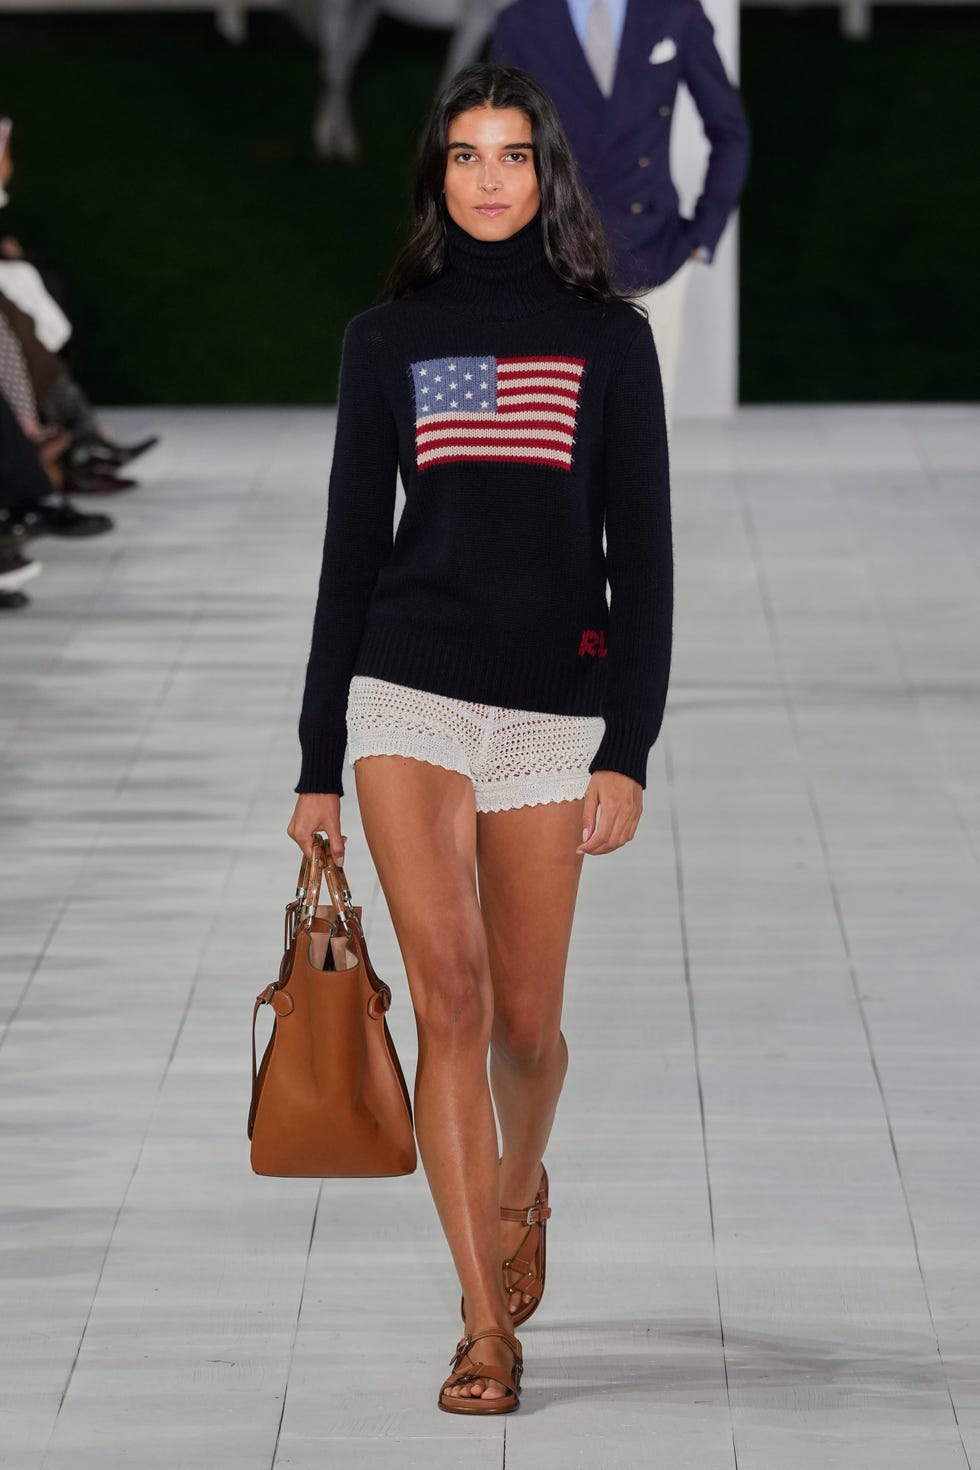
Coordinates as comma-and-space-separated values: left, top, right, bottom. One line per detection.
505, 153, 528, 163
453, 152, 475, 164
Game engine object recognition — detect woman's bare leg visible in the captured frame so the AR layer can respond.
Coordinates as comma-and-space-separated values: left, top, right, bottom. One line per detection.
354, 755, 515, 1400
477, 798, 586, 1314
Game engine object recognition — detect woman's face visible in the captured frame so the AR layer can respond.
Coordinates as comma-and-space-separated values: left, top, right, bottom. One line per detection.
442, 105, 539, 241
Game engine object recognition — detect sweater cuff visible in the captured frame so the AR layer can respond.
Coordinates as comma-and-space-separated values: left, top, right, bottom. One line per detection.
295, 730, 347, 797
589, 718, 656, 788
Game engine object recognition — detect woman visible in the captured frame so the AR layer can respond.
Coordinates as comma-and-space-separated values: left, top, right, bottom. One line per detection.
288, 62, 672, 1415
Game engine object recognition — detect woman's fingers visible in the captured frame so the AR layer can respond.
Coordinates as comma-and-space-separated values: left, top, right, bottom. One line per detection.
577, 773, 642, 856
323, 830, 347, 866
580, 784, 600, 847
287, 794, 343, 860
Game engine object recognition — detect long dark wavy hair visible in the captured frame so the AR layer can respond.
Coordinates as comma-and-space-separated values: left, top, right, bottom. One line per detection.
387, 63, 635, 307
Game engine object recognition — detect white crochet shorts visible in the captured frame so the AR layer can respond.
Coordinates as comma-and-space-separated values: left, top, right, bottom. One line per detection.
346, 676, 605, 814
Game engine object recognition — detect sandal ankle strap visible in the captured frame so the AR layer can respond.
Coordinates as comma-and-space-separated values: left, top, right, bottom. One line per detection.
500, 1201, 551, 1226
454, 1327, 522, 1362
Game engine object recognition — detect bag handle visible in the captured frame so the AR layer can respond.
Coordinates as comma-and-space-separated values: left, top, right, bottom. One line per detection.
296, 835, 356, 933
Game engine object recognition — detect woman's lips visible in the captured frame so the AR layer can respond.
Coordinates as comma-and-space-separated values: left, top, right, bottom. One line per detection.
476, 204, 509, 216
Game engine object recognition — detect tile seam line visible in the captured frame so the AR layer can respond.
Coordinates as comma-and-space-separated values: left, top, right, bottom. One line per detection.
664, 726, 739, 1470
36, 588, 298, 1461
1, 422, 261, 1053
0, 888, 77, 1058
2, 435, 276, 1056
734, 464, 972, 1469
270, 1182, 325, 1470
104, 413, 290, 796
0, 543, 125, 766
13, 412, 320, 1462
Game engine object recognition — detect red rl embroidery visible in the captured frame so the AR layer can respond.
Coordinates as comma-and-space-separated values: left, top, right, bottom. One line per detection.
578, 629, 608, 658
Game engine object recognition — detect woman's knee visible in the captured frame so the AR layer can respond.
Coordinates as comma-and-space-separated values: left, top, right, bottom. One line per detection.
406, 934, 493, 1047
491, 1014, 566, 1072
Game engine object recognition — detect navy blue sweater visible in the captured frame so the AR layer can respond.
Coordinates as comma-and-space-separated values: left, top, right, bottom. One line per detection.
296, 210, 673, 796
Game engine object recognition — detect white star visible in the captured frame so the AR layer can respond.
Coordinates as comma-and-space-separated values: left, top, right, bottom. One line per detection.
449, 381, 457, 390
420, 367, 427, 376
481, 400, 489, 408
480, 382, 488, 390
450, 400, 458, 408
422, 404, 430, 412
447, 362, 456, 370
435, 392, 443, 400
464, 371, 473, 380
421, 385, 429, 394
465, 391, 473, 399
434, 374, 442, 382
480, 362, 488, 370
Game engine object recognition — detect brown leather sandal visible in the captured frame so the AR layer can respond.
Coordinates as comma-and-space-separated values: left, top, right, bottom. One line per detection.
460, 1164, 551, 1329
437, 1328, 523, 1415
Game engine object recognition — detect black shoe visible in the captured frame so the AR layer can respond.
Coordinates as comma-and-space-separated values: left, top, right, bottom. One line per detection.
99, 432, 159, 467
70, 432, 159, 471
0, 545, 42, 593
14, 499, 114, 539
0, 589, 30, 611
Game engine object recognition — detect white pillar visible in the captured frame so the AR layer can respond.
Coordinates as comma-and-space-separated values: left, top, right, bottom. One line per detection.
670, 0, 741, 419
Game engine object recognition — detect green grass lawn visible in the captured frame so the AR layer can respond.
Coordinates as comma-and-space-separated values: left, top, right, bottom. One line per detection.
0, 6, 975, 403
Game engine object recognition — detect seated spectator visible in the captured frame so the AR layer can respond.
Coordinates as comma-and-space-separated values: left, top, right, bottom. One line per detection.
0, 385, 114, 611
0, 117, 159, 493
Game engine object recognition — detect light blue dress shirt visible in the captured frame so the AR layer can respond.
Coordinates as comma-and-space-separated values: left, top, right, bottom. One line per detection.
566, 0, 628, 57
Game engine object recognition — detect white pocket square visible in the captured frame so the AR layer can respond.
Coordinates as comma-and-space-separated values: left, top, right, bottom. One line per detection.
649, 38, 677, 64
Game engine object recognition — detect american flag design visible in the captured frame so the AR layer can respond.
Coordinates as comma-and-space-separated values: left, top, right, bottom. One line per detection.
409, 354, 586, 472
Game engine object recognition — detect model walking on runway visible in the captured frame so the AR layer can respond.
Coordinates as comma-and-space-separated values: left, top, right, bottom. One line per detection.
288, 61, 673, 1414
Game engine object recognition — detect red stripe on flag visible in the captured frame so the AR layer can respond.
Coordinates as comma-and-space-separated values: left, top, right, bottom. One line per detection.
418, 452, 574, 469
496, 356, 586, 367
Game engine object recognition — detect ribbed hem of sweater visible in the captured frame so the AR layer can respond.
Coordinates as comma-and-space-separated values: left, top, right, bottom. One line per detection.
589, 716, 659, 788
352, 619, 607, 718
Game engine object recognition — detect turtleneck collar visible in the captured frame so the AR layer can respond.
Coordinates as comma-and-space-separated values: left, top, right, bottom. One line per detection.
423, 205, 574, 322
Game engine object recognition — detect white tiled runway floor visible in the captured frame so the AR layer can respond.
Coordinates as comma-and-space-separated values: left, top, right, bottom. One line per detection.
1, 406, 978, 1470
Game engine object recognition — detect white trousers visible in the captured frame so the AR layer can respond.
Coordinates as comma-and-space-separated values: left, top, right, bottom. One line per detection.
637, 257, 695, 430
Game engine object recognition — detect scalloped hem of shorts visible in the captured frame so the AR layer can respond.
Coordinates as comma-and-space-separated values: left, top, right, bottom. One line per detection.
474, 775, 592, 814
348, 738, 471, 783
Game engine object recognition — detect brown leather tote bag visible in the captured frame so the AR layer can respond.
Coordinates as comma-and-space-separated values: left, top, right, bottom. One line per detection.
248, 837, 417, 1177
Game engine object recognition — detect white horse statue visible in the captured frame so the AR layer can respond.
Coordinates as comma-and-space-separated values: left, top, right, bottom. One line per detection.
313, 0, 508, 159
214, 1, 508, 158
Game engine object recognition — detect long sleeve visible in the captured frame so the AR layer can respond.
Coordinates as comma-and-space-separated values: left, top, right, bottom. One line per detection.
295, 315, 398, 795
589, 318, 673, 786
681, 2, 751, 255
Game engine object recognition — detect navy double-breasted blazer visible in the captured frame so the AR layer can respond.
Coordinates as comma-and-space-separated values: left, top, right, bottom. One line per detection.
492, 0, 750, 290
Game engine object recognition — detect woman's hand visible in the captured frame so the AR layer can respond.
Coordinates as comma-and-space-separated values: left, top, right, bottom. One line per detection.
577, 771, 643, 856
287, 792, 346, 865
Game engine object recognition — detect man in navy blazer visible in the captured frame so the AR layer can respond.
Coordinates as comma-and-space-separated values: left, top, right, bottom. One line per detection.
492, 0, 749, 416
